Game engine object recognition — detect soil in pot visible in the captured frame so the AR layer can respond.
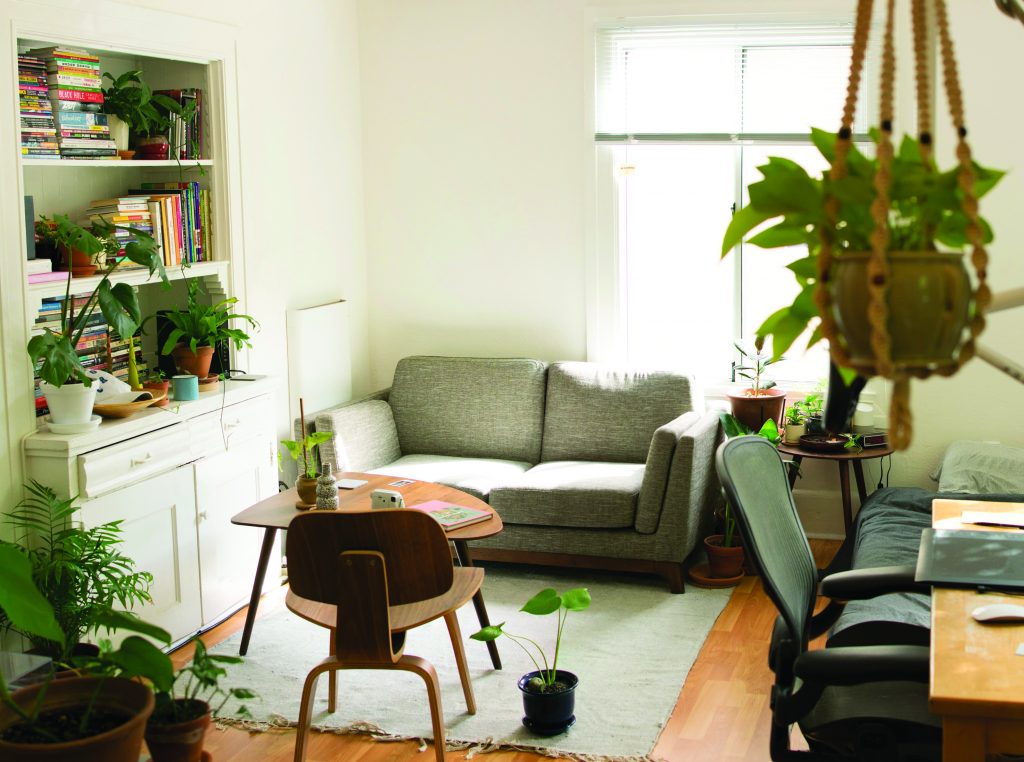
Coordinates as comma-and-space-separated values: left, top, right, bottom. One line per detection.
727, 388, 786, 432
519, 670, 578, 736
145, 698, 210, 762
3, 705, 133, 744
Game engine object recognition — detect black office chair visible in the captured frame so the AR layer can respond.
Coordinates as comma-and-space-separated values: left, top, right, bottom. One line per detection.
716, 435, 941, 762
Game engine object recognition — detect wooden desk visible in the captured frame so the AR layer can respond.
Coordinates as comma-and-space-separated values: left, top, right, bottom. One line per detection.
930, 498, 1024, 762
777, 441, 893, 533
231, 472, 505, 668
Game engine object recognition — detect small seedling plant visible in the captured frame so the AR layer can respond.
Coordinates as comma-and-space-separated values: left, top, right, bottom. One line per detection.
471, 587, 591, 692
734, 341, 784, 396
280, 431, 333, 479
150, 639, 255, 724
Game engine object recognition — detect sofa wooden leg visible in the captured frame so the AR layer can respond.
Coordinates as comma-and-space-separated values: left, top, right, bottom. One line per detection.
660, 562, 685, 593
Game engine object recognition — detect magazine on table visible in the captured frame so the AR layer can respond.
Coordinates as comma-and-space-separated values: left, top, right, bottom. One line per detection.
410, 500, 491, 530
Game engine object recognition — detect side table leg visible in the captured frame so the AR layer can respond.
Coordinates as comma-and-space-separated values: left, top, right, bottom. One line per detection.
452, 539, 502, 670
837, 461, 853, 534
239, 527, 278, 656
853, 460, 869, 503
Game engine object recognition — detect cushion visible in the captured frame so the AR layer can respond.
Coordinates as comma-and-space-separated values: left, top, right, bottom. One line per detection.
540, 362, 696, 463
315, 400, 401, 472
388, 356, 548, 463
490, 460, 646, 529
368, 454, 532, 501
934, 440, 1024, 494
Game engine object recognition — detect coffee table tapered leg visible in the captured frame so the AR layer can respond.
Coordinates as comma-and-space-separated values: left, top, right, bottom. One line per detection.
239, 527, 278, 655
452, 539, 502, 670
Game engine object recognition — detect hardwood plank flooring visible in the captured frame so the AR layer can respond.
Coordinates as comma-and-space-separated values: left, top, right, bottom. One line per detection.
169, 540, 839, 762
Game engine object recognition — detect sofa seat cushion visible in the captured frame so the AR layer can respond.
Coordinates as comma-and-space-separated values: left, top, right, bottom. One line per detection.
490, 461, 645, 529
367, 454, 532, 501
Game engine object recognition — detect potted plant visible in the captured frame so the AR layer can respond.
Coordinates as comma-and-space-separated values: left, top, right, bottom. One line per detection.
35, 216, 102, 277
782, 403, 807, 445
142, 365, 171, 407
721, 128, 1003, 376
471, 587, 591, 736
144, 639, 254, 762
728, 339, 786, 432
0, 481, 154, 665
101, 70, 197, 159
155, 278, 258, 380
799, 389, 825, 435
27, 215, 167, 425
281, 430, 333, 509
0, 542, 174, 761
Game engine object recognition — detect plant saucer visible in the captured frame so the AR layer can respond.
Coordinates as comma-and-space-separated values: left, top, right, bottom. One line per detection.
522, 714, 576, 736
44, 414, 102, 435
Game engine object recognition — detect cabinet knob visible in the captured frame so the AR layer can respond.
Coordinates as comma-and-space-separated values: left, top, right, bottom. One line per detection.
198, 510, 208, 522
131, 453, 153, 466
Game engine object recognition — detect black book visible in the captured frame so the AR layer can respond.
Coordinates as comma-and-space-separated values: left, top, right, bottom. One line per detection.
915, 528, 1024, 590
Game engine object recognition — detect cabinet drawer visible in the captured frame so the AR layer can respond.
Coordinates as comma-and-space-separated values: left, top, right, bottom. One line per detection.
78, 426, 192, 499
187, 395, 273, 459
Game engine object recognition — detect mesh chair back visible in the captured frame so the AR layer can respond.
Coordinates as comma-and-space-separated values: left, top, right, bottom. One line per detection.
287, 510, 454, 607
716, 436, 818, 651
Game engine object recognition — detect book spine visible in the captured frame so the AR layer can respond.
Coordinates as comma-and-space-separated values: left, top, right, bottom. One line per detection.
46, 74, 102, 88
50, 88, 103, 103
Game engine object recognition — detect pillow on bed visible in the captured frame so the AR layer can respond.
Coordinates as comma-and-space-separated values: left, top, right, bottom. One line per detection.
935, 440, 1024, 493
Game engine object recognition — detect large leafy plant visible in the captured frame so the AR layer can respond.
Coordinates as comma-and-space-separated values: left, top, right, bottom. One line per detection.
717, 413, 782, 548
157, 277, 258, 355
27, 215, 167, 387
101, 70, 198, 139
0, 481, 154, 662
721, 128, 1004, 361
471, 587, 591, 690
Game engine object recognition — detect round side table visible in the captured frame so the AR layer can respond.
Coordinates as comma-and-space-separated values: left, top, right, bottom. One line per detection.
777, 441, 894, 534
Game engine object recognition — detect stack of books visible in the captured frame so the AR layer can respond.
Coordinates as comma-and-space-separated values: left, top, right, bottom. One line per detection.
17, 55, 58, 159
109, 331, 147, 383
26, 46, 117, 160
26, 258, 70, 285
85, 196, 154, 267
156, 88, 203, 159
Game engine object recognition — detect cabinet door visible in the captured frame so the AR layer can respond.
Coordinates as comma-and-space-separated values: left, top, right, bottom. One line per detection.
80, 465, 202, 644
195, 435, 277, 627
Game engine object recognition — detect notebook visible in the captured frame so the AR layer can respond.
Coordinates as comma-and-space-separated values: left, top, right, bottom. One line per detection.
915, 528, 1024, 589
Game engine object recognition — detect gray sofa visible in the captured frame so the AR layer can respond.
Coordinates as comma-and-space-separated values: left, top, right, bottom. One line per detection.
309, 356, 722, 591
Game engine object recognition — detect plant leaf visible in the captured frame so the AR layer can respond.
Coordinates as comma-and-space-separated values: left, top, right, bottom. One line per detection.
561, 588, 591, 611
521, 588, 561, 616
721, 204, 774, 257
748, 221, 809, 248
470, 623, 504, 641
0, 543, 64, 645
718, 412, 752, 439
91, 608, 171, 644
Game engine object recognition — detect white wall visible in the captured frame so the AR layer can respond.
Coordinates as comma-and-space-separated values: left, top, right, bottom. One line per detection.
0, 0, 369, 512
357, 0, 1024, 535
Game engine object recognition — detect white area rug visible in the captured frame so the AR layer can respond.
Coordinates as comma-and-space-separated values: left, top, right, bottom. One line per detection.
210, 564, 731, 760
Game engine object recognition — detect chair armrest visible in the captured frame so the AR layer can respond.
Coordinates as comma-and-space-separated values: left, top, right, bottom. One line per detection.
794, 644, 930, 686
636, 410, 700, 533
311, 392, 402, 472
820, 565, 930, 600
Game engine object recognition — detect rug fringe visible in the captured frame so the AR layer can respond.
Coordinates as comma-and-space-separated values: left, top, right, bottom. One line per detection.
213, 716, 658, 760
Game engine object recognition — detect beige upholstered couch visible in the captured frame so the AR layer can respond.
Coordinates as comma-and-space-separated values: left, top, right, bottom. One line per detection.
309, 356, 722, 591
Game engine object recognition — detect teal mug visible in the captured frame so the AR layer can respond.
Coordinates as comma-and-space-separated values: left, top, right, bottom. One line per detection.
171, 374, 199, 401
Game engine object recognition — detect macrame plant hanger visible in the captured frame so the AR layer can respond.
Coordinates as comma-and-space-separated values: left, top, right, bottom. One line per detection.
814, 0, 990, 450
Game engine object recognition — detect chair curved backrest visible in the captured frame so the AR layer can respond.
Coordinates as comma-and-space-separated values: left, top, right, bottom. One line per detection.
287, 509, 454, 608
716, 435, 818, 653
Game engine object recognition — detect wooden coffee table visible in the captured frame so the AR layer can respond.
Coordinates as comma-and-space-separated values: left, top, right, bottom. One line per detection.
231, 472, 505, 668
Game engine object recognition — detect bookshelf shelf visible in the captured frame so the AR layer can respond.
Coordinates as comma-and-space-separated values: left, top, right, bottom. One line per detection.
28, 260, 227, 300
22, 158, 214, 168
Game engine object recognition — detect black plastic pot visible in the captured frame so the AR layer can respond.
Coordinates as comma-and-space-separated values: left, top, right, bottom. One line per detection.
518, 670, 578, 736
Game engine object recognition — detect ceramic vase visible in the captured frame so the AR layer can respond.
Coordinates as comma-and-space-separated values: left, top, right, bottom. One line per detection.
108, 115, 129, 152
41, 381, 97, 425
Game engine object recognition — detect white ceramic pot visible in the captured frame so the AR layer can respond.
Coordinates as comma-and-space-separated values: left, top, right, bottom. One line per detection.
783, 422, 806, 445
41, 380, 98, 425
108, 114, 130, 152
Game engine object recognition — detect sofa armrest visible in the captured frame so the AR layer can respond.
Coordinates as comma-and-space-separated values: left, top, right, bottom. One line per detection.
635, 409, 721, 539
305, 390, 401, 472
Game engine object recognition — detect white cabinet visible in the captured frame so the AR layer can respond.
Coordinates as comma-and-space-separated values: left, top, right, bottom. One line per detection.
22, 378, 278, 645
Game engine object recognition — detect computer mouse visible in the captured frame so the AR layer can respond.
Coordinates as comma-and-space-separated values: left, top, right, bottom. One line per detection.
971, 603, 1024, 623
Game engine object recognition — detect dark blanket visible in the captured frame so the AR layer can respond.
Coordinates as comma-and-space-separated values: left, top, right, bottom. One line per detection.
826, 488, 1024, 647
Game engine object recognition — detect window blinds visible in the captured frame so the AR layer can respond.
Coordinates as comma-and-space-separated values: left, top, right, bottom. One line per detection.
595, 21, 872, 142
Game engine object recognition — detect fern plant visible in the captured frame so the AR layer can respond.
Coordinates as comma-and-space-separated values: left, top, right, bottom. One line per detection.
0, 481, 154, 661
155, 277, 258, 356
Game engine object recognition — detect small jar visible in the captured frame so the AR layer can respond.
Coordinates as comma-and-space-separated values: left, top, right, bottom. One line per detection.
315, 462, 339, 510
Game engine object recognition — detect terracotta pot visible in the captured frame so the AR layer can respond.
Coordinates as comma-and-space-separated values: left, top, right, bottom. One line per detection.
519, 670, 578, 736
145, 699, 210, 762
171, 344, 215, 379
295, 476, 318, 509
135, 135, 170, 160
704, 535, 745, 579
57, 245, 98, 278
727, 388, 787, 432
0, 676, 154, 761
143, 380, 171, 407
830, 250, 971, 369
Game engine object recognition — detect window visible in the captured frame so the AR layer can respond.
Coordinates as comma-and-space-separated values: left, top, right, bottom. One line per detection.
593, 20, 875, 387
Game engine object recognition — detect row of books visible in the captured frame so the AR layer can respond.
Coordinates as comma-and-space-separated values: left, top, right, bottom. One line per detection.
159, 88, 204, 160
26, 257, 70, 285
85, 181, 211, 266
18, 55, 58, 159
32, 292, 147, 417
24, 46, 117, 160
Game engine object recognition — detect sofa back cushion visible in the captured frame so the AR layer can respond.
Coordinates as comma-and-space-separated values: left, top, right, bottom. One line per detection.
541, 362, 697, 463
389, 356, 549, 463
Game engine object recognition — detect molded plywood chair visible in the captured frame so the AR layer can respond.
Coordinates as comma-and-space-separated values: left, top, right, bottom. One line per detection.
716, 436, 940, 761
286, 509, 483, 762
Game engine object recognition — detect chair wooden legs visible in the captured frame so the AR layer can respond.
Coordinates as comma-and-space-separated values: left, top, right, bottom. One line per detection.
328, 629, 337, 713
395, 654, 447, 762
294, 657, 342, 762
444, 611, 476, 714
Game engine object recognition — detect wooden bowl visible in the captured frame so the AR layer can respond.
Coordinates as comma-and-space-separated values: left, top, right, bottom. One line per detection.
798, 433, 850, 453
93, 390, 167, 419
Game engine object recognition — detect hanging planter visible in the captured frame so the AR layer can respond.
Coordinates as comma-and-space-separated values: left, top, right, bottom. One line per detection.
722, 0, 1004, 450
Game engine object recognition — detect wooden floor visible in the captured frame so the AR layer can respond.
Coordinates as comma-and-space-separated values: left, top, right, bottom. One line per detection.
169, 540, 839, 762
